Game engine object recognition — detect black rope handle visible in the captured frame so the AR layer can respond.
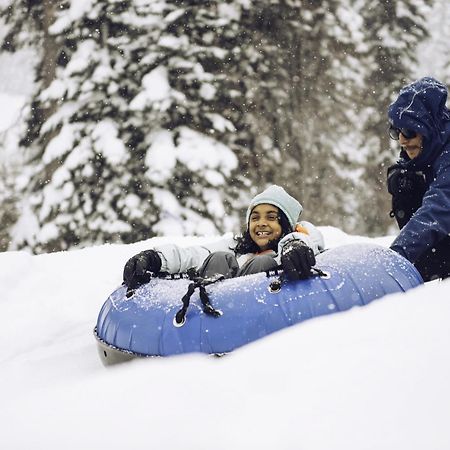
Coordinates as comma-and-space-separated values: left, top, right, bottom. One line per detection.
126, 265, 330, 324
265, 264, 328, 278
173, 272, 224, 327
199, 285, 223, 317
267, 264, 330, 293
174, 282, 197, 326
311, 267, 329, 278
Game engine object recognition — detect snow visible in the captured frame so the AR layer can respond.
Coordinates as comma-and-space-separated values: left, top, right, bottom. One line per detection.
65, 40, 96, 75
42, 124, 78, 164
218, 3, 242, 21
130, 65, 172, 109
145, 129, 177, 183
177, 127, 238, 174
145, 127, 238, 185
1, 227, 450, 450
92, 120, 128, 165
199, 82, 217, 100
205, 112, 236, 132
0, 3, 449, 447
0, 92, 26, 132
0, 47, 36, 97
415, 0, 450, 81
49, 0, 97, 34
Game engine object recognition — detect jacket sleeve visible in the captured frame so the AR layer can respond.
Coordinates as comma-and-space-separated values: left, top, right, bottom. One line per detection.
276, 221, 325, 257
154, 235, 236, 274
390, 150, 450, 263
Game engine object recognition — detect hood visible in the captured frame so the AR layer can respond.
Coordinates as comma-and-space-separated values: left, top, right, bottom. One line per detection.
388, 77, 450, 167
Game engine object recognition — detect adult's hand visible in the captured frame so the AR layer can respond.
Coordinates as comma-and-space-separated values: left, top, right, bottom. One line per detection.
387, 164, 426, 196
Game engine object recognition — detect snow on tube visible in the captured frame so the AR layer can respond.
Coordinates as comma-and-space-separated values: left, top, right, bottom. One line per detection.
94, 243, 422, 364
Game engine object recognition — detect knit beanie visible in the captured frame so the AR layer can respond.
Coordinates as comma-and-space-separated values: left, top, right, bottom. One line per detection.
245, 185, 303, 230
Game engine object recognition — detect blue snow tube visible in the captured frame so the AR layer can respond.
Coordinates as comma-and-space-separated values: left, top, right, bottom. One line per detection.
94, 243, 422, 364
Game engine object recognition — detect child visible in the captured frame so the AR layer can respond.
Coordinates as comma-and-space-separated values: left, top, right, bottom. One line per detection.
123, 185, 324, 289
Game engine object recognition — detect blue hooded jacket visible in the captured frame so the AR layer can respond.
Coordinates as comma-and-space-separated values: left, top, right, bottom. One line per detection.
388, 77, 450, 264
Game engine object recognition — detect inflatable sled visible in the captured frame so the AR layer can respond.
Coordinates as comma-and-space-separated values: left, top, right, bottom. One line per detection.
94, 243, 423, 364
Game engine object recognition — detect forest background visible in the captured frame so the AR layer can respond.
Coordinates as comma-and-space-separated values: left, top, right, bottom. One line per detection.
1, 0, 449, 254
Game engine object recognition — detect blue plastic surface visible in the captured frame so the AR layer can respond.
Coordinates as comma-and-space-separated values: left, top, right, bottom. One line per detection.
96, 243, 423, 356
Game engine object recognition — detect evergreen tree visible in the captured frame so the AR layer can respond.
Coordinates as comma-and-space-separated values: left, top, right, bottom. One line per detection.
0, 159, 18, 251
416, 0, 450, 84
356, 0, 431, 235
1, 0, 439, 251
3, 0, 246, 252
4, 0, 153, 251
234, 0, 364, 227
126, 0, 249, 236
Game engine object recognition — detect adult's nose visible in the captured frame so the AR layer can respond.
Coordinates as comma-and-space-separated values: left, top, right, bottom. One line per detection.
398, 132, 409, 145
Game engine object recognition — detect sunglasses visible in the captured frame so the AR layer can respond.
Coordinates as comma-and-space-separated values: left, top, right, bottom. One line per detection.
389, 126, 417, 140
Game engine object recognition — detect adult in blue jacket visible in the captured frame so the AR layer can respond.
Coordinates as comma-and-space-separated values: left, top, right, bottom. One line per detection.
387, 77, 450, 281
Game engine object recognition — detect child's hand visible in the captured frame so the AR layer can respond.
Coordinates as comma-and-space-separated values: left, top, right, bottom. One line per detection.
123, 250, 162, 289
281, 241, 316, 280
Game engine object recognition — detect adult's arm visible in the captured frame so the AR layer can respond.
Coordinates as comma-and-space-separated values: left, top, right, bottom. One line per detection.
390, 150, 450, 263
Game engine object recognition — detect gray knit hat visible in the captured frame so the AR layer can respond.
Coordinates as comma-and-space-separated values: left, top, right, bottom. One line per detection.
245, 185, 303, 230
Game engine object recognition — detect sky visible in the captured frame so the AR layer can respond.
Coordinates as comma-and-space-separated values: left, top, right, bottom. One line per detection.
1, 227, 450, 450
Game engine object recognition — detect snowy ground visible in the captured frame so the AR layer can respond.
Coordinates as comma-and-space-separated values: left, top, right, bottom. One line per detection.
1, 227, 449, 450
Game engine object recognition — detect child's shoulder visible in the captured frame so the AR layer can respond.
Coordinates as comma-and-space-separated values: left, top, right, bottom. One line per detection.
295, 221, 325, 251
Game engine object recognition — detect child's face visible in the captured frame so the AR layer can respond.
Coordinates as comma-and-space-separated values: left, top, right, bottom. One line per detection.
248, 204, 282, 251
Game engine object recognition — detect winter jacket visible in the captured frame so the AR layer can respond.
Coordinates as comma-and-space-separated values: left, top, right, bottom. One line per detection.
153, 221, 325, 274
388, 77, 450, 264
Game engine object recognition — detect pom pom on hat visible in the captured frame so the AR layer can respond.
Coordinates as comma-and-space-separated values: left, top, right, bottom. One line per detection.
246, 185, 302, 230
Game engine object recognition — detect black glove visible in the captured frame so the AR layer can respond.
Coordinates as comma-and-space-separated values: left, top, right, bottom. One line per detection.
123, 250, 162, 289
281, 241, 316, 280
387, 164, 427, 197
387, 164, 427, 229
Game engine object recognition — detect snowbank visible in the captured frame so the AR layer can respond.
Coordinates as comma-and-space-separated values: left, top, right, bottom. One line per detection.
1, 227, 450, 450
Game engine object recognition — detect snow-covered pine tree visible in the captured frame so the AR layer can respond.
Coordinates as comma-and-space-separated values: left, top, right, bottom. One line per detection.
0, 158, 18, 251
355, 0, 431, 235
3, 0, 158, 251
416, 0, 450, 84
3, 0, 246, 252
1, 0, 56, 250
234, 0, 364, 228
126, 0, 249, 237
